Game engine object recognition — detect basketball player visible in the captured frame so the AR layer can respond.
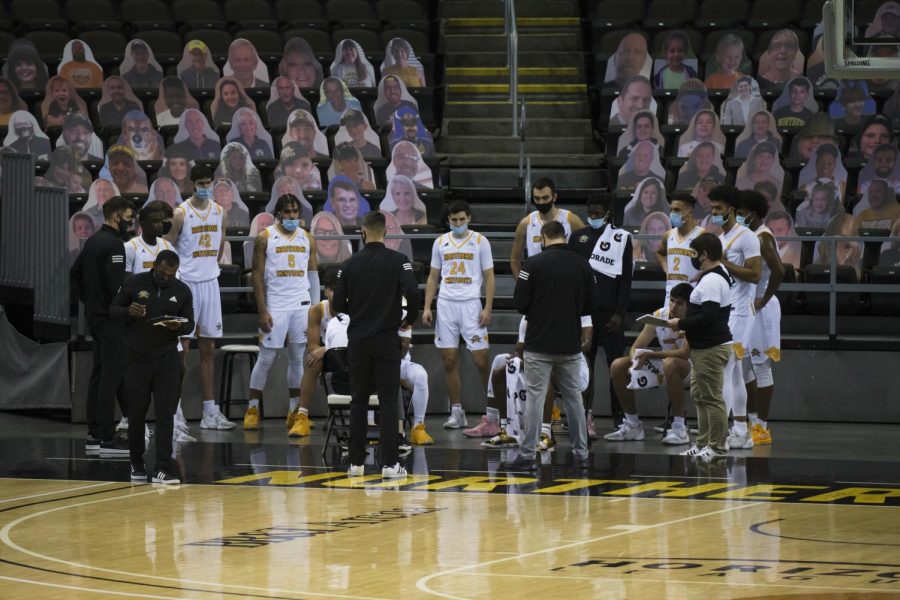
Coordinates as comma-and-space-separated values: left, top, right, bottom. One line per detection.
399, 299, 432, 445
244, 194, 319, 430
165, 164, 235, 430
605, 282, 693, 445
422, 200, 495, 435
737, 190, 784, 446
710, 185, 761, 450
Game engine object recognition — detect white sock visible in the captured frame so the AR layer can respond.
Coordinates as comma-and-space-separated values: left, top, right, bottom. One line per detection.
500, 417, 508, 428
414, 416, 424, 425
758, 419, 768, 429
451, 403, 462, 413
248, 399, 260, 409
748, 412, 760, 426
203, 400, 217, 415
486, 407, 500, 423
733, 420, 748, 435
672, 416, 686, 430
298, 407, 309, 416
541, 423, 551, 437
176, 401, 184, 419
624, 413, 640, 427
289, 396, 300, 412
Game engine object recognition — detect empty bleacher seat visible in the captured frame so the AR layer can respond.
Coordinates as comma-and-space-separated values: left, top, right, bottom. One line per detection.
643, 0, 696, 29
79, 30, 128, 65
696, 0, 749, 29
121, 0, 174, 32
803, 263, 859, 315
172, 0, 227, 31
593, 0, 644, 30
747, 0, 802, 30
275, 0, 329, 30
326, 0, 381, 30
224, 0, 279, 31
67, 0, 121, 33
11, 0, 68, 33
134, 31, 185, 66
377, 0, 430, 31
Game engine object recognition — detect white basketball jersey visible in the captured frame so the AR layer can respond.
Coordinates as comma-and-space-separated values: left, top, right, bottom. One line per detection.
653, 306, 687, 352
174, 200, 225, 282
324, 313, 349, 349
505, 357, 528, 442
125, 236, 173, 274
720, 224, 760, 316
319, 299, 333, 338
263, 225, 311, 311
665, 226, 702, 296
754, 225, 773, 300
525, 209, 573, 257
431, 230, 493, 301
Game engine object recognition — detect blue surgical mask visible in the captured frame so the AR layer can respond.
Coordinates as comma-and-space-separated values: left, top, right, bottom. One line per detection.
669, 212, 684, 228
735, 215, 748, 226
711, 214, 726, 227
195, 186, 211, 200
450, 223, 468, 236
587, 217, 606, 229
282, 219, 300, 232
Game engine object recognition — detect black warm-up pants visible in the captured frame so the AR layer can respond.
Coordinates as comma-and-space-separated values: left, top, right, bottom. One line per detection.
86, 319, 127, 442
126, 349, 180, 469
583, 312, 626, 424
348, 333, 401, 467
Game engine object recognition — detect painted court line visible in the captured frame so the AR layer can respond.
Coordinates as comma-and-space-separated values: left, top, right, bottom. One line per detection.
0, 575, 180, 599
0, 482, 115, 504
416, 502, 765, 600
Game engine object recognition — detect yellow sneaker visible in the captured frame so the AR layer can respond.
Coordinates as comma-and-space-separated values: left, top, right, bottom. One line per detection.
286, 409, 297, 428
410, 423, 434, 445
551, 403, 561, 422
243, 406, 260, 430
751, 423, 772, 445
538, 432, 556, 452
288, 412, 311, 437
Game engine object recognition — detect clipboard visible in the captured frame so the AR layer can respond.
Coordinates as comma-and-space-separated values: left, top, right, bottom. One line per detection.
151, 315, 189, 327
636, 314, 671, 328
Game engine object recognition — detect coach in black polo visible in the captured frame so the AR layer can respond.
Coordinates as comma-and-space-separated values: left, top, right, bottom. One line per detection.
332, 211, 420, 479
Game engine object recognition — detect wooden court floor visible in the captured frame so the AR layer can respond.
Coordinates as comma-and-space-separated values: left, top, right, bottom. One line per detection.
2, 471, 900, 599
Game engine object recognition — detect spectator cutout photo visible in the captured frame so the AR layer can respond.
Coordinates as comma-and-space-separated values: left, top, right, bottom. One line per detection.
3, 111, 51, 160
704, 34, 752, 90
2, 39, 49, 94
80, 177, 121, 229
279, 37, 324, 90
764, 209, 802, 269
40, 76, 88, 129
317, 76, 363, 127
215, 142, 263, 193
146, 176, 183, 209
327, 143, 376, 191
734, 110, 782, 159
795, 182, 845, 229
387, 140, 433, 189
616, 139, 666, 192
226, 107, 274, 160
159, 148, 195, 196
329, 39, 376, 88
324, 175, 371, 228
374, 75, 418, 126
265, 176, 314, 226
814, 213, 863, 277
389, 106, 434, 157
632, 211, 672, 262
68, 211, 95, 265
858, 143, 900, 195
798, 143, 848, 199
177, 40, 221, 90
170, 108, 221, 161
381, 175, 428, 225
720, 76, 766, 127
757, 30, 804, 92
790, 113, 839, 161
652, 31, 698, 90
667, 78, 712, 126
851, 114, 894, 159
879, 220, 900, 266
96, 76, 142, 129
863, 1, 900, 40
276, 144, 323, 191
853, 179, 900, 230
56, 112, 103, 163
211, 77, 256, 128
117, 110, 165, 161
677, 109, 726, 158
677, 142, 726, 191
223, 38, 270, 89
250, 212, 275, 237
0, 77, 27, 126
120, 40, 164, 92
771, 77, 819, 128
154, 76, 199, 128
608, 76, 656, 127
381, 209, 413, 260
623, 177, 669, 228
310, 211, 353, 264
265, 76, 312, 129
212, 177, 251, 228
828, 81, 877, 133
382, 38, 426, 88
617, 109, 665, 158
334, 109, 382, 160
282, 109, 329, 158
603, 33, 652, 90
805, 24, 838, 92
58, 40, 103, 89
36, 146, 92, 193
101, 145, 148, 194
735, 141, 785, 197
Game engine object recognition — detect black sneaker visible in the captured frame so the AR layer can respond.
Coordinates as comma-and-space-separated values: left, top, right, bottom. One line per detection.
99, 438, 130, 456
397, 434, 412, 456
86, 436, 101, 454
130, 463, 147, 481
151, 470, 181, 485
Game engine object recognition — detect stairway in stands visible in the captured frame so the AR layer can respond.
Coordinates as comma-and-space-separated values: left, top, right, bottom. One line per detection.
438, 0, 604, 198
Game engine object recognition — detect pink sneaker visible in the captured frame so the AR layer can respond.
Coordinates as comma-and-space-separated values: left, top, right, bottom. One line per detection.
463, 416, 500, 438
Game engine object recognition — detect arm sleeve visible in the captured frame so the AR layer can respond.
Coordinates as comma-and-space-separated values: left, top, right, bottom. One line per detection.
400, 259, 420, 324
105, 239, 127, 298
513, 260, 533, 315
308, 270, 320, 304
70, 250, 86, 303
679, 300, 721, 334
616, 235, 634, 315
331, 260, 349, 314
176, 286, 196, 336
108, 277, 132, 323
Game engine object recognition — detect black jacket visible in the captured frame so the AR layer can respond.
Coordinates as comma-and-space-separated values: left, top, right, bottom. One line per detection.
332, 241, 420, 343
568, 224, 633, 316
110, 271, 195, 358
70, 224, 127, 325
514, 244, 598, 355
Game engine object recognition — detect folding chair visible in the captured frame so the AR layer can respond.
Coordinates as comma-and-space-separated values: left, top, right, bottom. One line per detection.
320, 347, 379, 457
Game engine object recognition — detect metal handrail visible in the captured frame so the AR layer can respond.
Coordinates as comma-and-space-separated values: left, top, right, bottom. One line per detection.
505, 0, 519, 137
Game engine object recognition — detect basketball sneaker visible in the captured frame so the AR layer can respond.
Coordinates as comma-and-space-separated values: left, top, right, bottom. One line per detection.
243, 406, 260, 430
551, 402, 561, 423
152, 470, 181, 485
604, 422, 645, 441
680, 443, 703, 456
382, 463, 408, 479
200, 410, 236, 430
173, 428, 196, 443
697, 446, 728, 462
86, 436, 101, 455
410, 423, 434, 445
397, 434, 412, 456
726, 429, 754, 450
130, 463, 147, 482
348, 464, 365, 477
288, 412, 311, 437
286, 409, 298, 429
661, 427, 690, 445
116, 417, 129, 432
481, 429, 518, 448
442, 407, 468, 429
751, 423, 772, 445
99, 438, 130, 456
462, 416, 500, 438
538, 432, 556, 452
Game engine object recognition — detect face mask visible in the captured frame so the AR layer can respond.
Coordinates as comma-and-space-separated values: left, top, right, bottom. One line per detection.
735, 214, 748, 226
690, 253, 703, 270
152, 270, 173, 288
534, 202, 553, 215
162, 221, 172, 236
195, 186, 211, 200
282, 219, 300, 232
450, 223, 468, 236
669, 212, 684, 228
711, 213, 727, 227
587, 217, 606, 229
117, 215, 131, 236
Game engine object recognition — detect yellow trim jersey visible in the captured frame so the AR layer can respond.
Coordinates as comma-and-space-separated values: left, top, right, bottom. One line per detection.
125, 236, 174, 274
173, 200, 224, 282
262, 225, 312, 311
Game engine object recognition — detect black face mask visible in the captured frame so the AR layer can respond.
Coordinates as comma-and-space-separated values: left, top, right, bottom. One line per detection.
162, 221, 172, 236
152, 270, 173, 288
534, 202, 553, 215
690, 253, 704, 270
117, 215, 131, 237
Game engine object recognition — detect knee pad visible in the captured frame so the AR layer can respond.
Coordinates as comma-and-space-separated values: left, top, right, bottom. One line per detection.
249, 346, 278, 391
754, 360, 774, 388
287, 343, 305, 389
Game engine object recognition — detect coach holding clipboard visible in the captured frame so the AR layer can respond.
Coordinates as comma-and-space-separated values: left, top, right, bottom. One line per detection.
513, 221, 598, 469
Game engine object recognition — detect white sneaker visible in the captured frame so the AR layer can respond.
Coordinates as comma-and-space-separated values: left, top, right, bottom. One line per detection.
174, 413, 189, 429
173, 428, 196, 443
680, 443, 702, 456
200, 410, 236, 430
382, 463, 407, 479
603, 422, 645, 441
726, 429, 754, 450
697, 445, 728, 462
661, 427, 690, 445
442, 409, 468, 429
116, 417, 129, 432
348, 464, 365, 477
